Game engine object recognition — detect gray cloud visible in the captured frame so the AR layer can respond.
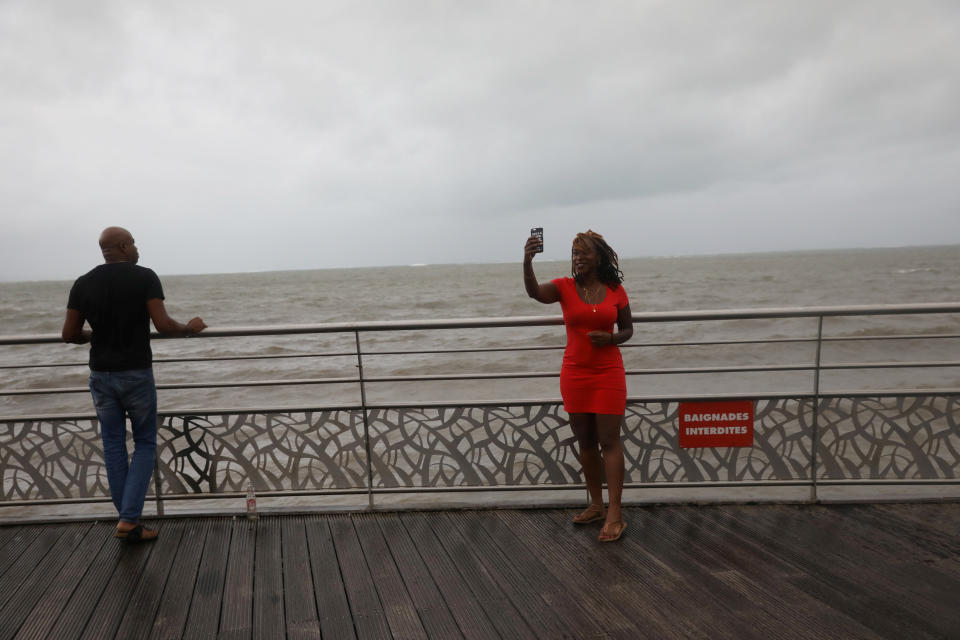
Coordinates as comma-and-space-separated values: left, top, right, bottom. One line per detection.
1, 0, 959, 281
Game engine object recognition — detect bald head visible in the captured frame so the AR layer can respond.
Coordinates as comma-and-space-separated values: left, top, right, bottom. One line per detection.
99, 227, 139, 264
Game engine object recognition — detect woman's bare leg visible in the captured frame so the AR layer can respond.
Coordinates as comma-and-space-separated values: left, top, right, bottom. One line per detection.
569, 412, 603, 507
596, 413, 625, 530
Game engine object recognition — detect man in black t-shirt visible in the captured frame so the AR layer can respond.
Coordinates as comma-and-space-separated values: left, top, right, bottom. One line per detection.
63, 227, 206, 543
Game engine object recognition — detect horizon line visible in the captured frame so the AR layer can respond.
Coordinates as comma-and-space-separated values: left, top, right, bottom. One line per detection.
2, 242, 958, 284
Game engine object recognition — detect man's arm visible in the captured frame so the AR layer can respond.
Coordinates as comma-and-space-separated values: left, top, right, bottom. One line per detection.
147, 299, 207, 336
62, 308, 91, 344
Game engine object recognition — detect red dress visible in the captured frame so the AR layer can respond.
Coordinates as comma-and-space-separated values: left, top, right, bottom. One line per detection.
552, 277, 629, 414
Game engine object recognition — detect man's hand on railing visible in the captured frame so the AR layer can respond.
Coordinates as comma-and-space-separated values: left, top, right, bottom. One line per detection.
186, 318, 207, 335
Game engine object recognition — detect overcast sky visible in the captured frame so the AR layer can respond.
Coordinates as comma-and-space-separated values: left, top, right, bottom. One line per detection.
2, 1, 959, 281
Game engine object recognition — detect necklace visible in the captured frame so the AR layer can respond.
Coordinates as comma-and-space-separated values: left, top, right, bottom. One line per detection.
580, 283, 604, 312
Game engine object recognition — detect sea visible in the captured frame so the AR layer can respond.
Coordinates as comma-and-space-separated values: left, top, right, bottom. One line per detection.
2, 245, 960, 418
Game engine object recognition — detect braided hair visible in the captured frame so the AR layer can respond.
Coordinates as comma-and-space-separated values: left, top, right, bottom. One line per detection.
571, 230, 624, 287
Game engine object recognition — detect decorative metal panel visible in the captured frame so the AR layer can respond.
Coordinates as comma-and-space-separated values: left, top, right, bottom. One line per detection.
158, 412, 368, 493
817, 396, 960, 480
366, 405, 579, 487
1, 396, 958, 503
622, 399, 813, 483
366, 400, 812, 486
0, 418, 106, 500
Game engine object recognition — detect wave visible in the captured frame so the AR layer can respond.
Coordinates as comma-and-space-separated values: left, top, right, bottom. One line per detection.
895, 268, 938, 275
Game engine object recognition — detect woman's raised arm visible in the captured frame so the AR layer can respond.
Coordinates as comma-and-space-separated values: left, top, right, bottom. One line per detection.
523, 235, 559, 304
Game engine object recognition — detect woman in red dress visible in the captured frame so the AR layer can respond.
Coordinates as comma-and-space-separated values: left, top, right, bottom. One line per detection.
523, 230, 633, 542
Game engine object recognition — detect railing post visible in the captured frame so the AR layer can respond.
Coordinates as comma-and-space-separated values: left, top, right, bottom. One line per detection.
153, 416, 165, 517
809, 316, 824, 503
355, 331, 375, 510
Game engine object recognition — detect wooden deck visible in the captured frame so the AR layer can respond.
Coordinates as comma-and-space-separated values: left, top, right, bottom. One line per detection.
0, 503, 958, 639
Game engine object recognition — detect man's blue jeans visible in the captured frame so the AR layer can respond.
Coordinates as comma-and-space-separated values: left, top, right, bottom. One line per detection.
88, 368, 158, 523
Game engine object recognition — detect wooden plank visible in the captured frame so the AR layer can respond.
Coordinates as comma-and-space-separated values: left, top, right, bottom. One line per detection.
801, 505, 960, 634
408, 511, 535, 640
875, 502, 960, 541
252, 518, 284, 640
0, 526, 62, 598
113, 521, 187, 639
476, 510, 640, 640
397, 513, 500, 640
632, 505, 828, 639
303, 516, 355, 640
0, 525, 35, 580
718, 504, 948, 639
530, 508, 726, 640
78, 531, 157, 639
9, 522, 109, 640
495, 509, 651, 640
328, 515, 392, 640
531, 510, 744, 639
181, 518, 233, 640
0, 525, 20, 542
708, 503, 919, 638
285, 623, 324, 640
706, 503, 913, 638
0, 526, 25, 572
352, 514, 428, 640
712, 569, 876, 640
843, 504, 960, 557
663, 506, 881, 639
0, 522, 93, 640
148, 519, 210, 640
218, 518, 257, 639
375, 513, 464, 640
279, 517, 321, 638
0, 505, 954, 640
450, 510, 602, 640
43, 525, 126, 640
773, 504, 959, 636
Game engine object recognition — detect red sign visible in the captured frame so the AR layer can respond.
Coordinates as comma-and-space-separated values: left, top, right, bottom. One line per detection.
678, 400, 754, 448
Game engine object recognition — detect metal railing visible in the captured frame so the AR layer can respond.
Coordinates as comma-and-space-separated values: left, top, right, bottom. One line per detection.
1, 303, 959, 516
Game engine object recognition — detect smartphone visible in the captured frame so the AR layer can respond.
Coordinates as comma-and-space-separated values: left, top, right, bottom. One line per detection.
531, 227, 543, 253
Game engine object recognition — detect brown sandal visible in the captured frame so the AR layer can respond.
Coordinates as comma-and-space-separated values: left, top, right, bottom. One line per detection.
115, 524, 159, 544
572, 504, 606, 524
598, 520, 627, 542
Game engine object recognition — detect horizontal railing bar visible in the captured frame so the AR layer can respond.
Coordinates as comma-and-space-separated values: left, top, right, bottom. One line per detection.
0, 496, 115, 507
364, 481, 817, 492
633, 333, 960, 347
0, 352, 361, 370
357, 364, 819, 382
2, 316, 564, 344
821, 361, 960, 370
6, 478, 959, 509
0, 377, 363, 396
5, 389, 960, 424
625, 338, 817, 347
820, 333, 960, 342
816, 479, 960, 485
817, 387, 960, 397
7, 332, 960, 372
626, 364, 815, 375
0, 489, 369, 507
4, 302, 960, 345
343, 345, 563, 356
6, 355, 960, 396
0, 481, 814, 507
0, 364, 808, 395
0, 347, 562, 370
0, 340, 817, 372
4, 333, 958, 373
